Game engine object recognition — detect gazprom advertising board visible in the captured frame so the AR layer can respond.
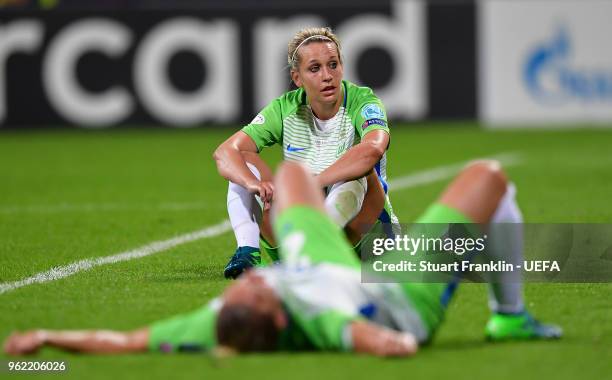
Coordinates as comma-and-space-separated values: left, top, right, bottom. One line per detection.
479, 0, 612, 127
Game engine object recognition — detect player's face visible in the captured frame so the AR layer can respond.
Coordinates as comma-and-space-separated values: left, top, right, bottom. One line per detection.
291, 42, 344, 108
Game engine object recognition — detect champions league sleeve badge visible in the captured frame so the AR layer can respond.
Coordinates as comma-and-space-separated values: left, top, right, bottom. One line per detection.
361, 104, 385, 120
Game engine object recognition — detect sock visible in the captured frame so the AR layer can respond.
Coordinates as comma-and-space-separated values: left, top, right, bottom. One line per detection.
260, 236, 280, 262
226, 163, 262, 249
484, 183, 525, 314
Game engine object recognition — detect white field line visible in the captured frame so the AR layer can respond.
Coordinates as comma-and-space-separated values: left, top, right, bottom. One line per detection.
388, 152, 523, 191
0, 151, 522, 295
0, 153, 522, 214
0, 220, 232, 295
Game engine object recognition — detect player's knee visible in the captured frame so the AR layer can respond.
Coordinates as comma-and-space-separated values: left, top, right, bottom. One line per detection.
212, 145, 223, 163
276, 161, 309, 181
326, 191, 359, 227
464, 160, 508, 190
325, 179, 366, 227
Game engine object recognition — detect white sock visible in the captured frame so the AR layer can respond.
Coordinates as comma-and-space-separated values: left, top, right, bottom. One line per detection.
324, 177, 367, 228
485, 183, 525, 314
226, 163, 262, 249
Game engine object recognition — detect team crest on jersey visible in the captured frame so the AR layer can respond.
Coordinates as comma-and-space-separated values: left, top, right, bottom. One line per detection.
251, 114, 265, 125
361, 104, 385, 120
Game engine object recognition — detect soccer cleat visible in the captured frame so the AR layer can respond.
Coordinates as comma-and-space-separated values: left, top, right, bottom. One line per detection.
485, 311, 563, 341
223, 246, 261, 279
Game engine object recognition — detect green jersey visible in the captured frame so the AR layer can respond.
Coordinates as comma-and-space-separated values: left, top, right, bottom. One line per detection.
148, 207, 431, 354
243, 80, 398, 224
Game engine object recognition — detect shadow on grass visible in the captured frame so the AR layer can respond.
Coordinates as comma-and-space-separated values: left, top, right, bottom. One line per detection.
431, 336, 567, 353
145, 266, 227, 283
428, 338, 490, 351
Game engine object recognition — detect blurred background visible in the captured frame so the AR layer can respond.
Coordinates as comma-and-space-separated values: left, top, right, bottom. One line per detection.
1, 0, 610, 129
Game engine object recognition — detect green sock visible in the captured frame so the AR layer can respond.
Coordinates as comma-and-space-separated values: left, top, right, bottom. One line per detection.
260, 236, 280, 263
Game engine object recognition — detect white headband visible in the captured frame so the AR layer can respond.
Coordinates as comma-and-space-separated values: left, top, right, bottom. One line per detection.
290, 34, 334, 67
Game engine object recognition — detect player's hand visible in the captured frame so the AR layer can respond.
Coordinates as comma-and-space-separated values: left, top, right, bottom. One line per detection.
3, 330, 47, 355
378, 331, 418, 357
245, 180, 275, 210
351, 321, 418, 357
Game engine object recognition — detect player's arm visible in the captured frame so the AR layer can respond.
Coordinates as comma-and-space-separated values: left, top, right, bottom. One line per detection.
350, 320, 418, 357
288, 304, 416, 357
316, 130, 389, 188
213, 131, 274, 204
3, 328, 149, 355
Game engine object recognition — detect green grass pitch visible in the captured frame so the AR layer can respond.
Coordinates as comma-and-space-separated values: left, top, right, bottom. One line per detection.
0, 123, 611, 379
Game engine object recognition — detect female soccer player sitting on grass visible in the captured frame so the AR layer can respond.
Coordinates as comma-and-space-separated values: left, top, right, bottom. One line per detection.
4, 161, 561, 357
213, 27, 398, 278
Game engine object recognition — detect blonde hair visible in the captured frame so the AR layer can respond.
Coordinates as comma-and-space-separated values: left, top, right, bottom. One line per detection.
287, 27, 342, 71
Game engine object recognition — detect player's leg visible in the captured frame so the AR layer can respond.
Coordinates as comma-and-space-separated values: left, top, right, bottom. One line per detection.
324, 177, 367, 228
225, 157, 382, 275
345, 170, 386, 246
224, 152, 273, 278
435, 161, 525, 313
415, 160, 561, 340
272, 162, 359, 268
241, 152, 275, 244
273, 161, 326, 214
253, 171, 376, 265
264, 173, 383, 264
435, 160, 506, 222
240, 152, 279, 263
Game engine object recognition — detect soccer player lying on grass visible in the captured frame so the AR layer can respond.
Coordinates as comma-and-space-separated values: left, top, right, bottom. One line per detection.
4, 161, 561, 357
213, 27, 399, 279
